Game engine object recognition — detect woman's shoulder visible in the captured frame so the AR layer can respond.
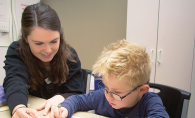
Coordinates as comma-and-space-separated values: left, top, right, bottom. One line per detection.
6, 41, 21, 55
8, 40, 20, 49
68, 46, 78, 55
67, 46, 80, 62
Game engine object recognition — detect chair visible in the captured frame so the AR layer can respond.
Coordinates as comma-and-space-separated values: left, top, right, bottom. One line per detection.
82, 69, 92, 94
149, 83, 191, 118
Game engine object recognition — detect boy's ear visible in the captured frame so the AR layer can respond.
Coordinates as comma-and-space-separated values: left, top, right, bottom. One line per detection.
138, 84, 150, 96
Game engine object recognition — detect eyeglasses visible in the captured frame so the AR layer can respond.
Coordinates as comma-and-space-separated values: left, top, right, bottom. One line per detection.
97, 81, 141, 101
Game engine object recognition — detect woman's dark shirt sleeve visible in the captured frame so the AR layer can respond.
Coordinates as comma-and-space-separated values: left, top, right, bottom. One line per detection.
3, 41, 30, 114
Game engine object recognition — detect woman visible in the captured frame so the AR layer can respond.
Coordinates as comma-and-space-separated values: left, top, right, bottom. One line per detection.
3, 3, 84, 118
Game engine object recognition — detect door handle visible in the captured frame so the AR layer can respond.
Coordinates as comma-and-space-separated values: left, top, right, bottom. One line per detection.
151, 49, 154, 63
158, 50, 161, 64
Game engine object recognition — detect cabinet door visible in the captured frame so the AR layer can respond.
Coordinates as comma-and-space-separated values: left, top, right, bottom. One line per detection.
156, 0, 195, 92
126, 0, 159, 83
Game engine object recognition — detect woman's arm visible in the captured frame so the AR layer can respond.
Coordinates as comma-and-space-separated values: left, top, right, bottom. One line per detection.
3, 41, 30, 114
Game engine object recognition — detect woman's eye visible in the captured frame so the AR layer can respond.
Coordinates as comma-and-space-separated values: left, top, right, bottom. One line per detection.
51, 41, 57, 43
35, 43, 43, 45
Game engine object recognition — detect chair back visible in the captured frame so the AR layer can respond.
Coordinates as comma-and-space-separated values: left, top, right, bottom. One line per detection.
82, 69, 92, 94
149, 83, 191, 118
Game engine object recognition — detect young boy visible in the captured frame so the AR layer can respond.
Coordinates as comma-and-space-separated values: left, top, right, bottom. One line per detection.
53, 39, 169, 118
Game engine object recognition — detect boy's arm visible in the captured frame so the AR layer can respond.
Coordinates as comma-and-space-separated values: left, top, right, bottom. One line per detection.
60, 91, 98, 117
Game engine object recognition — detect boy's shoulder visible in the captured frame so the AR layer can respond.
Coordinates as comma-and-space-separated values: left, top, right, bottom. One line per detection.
134, 91, 163, 109
129, 92, 169, 118
138, 91, 163, 109
87, 90, 107, 105
144, 91, 159, 97
142, 91, 161, 102
89, 89, 105, 98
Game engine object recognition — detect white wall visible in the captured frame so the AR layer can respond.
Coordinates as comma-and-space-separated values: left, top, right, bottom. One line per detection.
0, 47, 8, 85
41, 0, 127, 70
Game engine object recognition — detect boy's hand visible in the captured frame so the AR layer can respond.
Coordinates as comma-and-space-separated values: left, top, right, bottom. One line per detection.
52, 107, 68, 118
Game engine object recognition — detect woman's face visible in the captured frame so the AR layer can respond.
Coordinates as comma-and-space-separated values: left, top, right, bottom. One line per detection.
26, 27, 60, 67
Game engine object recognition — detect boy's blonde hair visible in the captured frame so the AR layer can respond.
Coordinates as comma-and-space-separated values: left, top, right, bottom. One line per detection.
92, 39, 151, 87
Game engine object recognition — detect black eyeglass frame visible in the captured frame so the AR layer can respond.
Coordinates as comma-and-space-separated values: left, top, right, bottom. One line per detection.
97, 80, 142, 101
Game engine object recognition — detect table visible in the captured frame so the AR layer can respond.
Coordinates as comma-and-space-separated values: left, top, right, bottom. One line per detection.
0, 95, 107, 118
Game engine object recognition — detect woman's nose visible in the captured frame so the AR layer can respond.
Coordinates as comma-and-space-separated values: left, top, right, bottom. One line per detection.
44, 44, 52, 53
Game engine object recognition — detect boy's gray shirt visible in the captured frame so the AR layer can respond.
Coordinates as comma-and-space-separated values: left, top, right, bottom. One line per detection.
61, 90, 170, 118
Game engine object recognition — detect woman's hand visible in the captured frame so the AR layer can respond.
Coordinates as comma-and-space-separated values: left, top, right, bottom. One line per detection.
12, 104, 41, 118
51, 106, 68, 118
36, 95, 65, 116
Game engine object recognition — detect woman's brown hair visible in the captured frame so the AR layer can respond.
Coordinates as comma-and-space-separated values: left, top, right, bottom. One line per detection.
19, 3, 76, 90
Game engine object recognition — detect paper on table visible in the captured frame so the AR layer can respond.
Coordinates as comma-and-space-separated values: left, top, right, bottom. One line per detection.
0, 106, 9, 111
71, 116, 83, 118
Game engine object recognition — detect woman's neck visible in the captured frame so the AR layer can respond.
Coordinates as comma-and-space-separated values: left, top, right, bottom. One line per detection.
43, 62, 50, 71
45, 66, 50, 71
